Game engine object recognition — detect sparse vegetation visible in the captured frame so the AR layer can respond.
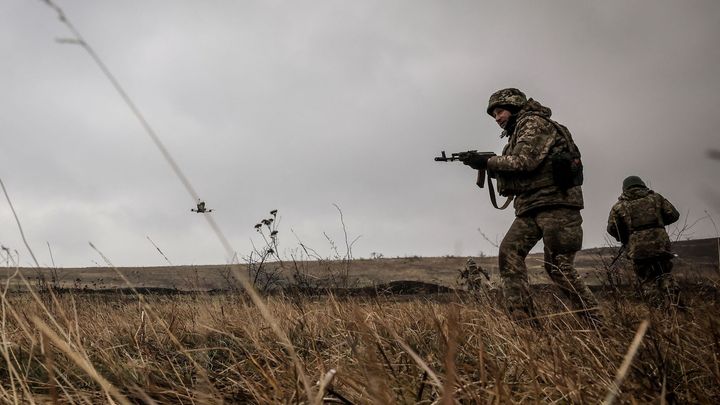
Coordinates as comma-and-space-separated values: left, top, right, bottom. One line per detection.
0, 280, 719, 403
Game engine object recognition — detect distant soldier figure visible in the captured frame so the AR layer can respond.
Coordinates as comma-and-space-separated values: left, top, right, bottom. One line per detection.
459, 257, 490, 291
607, 176, 681, 306
460, 88, 599, 321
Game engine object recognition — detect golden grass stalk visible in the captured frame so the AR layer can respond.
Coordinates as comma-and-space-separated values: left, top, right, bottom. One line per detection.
32, 317, 132, 405
602, 319, 650, 405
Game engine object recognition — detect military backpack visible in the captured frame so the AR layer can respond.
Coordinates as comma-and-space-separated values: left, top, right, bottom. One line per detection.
494, 116, 583, 197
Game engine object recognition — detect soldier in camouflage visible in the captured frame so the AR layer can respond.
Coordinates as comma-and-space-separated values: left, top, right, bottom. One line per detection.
607, 176, 681, 306
459, 257, 491, 291
461, 88, 599, 321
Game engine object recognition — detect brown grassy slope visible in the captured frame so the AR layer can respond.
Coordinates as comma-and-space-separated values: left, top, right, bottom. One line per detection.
0, 256, 550, 291
3, 238, 718, 291
1, 290, 718, 403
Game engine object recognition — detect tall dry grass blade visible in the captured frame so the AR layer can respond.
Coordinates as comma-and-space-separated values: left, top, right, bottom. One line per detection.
0, 302, 26, 405
0, 269, 18, 404
55, 371, 85, 405
92, 242, 311, 402
15, 272, 72, 344
199, 323, 282, 395
1, 284, 40, 403
0, 178, 40, 267
222, 264, 315, 398
46, 241, 56, 268
314, 368, 337, 405
40, 330, 58, 404
42, 0, 239, 257
32, 316, 133, 405
391, 330, 443, 392
146, 236, 173, 266
88, 242, 222, 401
416, 371, 428, 402
660, 374, 667, 405
129, 384, 159, 405
602, 319, 650, 405
43, 0, 314, 397
440, 307, 459, 405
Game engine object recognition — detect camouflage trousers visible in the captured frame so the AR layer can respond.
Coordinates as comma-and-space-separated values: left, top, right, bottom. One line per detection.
498, 207, 599, 317
633, 257, 680, 307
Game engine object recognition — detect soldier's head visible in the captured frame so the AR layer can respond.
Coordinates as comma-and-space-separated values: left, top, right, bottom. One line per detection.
622, 175, 647, 191
487, 88, 527, 129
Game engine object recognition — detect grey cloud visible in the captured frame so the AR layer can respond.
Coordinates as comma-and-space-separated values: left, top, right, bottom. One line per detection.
1, 0, 718, 266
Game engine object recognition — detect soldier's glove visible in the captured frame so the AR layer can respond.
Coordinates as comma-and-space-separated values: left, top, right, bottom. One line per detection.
459, 152, 495, 170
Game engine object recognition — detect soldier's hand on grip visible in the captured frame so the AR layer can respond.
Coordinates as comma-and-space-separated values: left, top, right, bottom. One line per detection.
460, 151, 495, 170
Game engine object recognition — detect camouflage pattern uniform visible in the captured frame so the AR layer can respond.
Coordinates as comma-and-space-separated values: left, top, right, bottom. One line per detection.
459, 257, 490, 291
607, 176, 680, 305
485, 88, 599, 318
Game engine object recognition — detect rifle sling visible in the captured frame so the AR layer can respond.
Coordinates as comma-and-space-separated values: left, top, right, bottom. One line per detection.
609, 245, 625, 267
485, 170, 513, 210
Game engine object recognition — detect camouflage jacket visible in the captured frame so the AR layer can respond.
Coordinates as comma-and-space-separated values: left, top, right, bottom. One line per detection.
486, 99, 583, 216
606, 187, 680, 260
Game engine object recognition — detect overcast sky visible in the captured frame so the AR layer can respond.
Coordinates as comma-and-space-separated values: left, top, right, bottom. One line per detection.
1, 0, 718, 267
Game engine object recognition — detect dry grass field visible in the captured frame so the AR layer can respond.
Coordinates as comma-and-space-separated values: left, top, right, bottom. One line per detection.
1, 286, 720, 404
3, 238, 717, 292
0, 238, 718, 403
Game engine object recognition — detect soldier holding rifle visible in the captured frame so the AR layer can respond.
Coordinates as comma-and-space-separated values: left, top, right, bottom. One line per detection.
437, 88, 599, 322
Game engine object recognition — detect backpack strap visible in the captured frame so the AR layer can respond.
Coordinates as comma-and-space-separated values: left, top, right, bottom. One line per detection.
516, 112, 581, 156
652, 193, 665, 227
619, 201, 633, 231
549, 119, 581, 157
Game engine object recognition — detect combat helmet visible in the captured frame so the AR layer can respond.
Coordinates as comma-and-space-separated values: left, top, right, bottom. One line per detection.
622, 175, 646, 191
487, 88, 527, 116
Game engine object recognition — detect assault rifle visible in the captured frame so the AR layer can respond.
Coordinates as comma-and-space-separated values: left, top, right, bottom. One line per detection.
434, 150, 495, 162
434, 150, 512, 209
434, 150, 495, 187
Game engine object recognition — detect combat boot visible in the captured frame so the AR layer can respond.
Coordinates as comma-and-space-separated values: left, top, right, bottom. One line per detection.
506, 303, 541, 329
